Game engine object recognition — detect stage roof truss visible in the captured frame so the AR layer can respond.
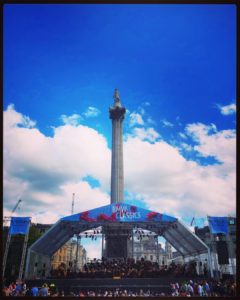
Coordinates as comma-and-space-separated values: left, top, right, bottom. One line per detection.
27, 203, 208, 260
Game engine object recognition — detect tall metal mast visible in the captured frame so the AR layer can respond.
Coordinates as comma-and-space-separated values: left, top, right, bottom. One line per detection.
71, 193, 75, 215
69, 193, 75, 267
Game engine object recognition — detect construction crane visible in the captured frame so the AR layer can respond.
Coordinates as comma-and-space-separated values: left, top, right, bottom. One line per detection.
11, 199, 22, 215
3, 199, 22, 227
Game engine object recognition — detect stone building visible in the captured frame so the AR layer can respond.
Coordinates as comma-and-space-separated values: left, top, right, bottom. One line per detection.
51, 239, 87, 271
128, 233, 172, 265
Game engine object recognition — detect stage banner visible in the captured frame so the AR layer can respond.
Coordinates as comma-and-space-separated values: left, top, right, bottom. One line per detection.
9, 217, 31, 235
62, 202, 177, 223
208, 216, 228, 234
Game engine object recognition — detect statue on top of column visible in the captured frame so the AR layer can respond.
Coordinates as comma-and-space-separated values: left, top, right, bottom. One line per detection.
113, 88, 121, 107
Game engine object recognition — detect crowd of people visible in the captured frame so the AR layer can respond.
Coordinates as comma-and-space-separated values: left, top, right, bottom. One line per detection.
2, 278, 236, 297
2, 258, 236, 297
169, 279, 236, 297
49, 258, 200, 279
2, 282, 60, 297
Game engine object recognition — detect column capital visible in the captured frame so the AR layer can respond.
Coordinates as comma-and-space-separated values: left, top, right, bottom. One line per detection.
109, 106, 126, 120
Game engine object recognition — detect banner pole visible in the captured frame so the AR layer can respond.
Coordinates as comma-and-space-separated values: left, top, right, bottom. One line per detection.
132, 228, 134, 259
102, 232, 104, 259
18, 219, 31, 280
75, 235, 80, 271
2, 225, 12, 279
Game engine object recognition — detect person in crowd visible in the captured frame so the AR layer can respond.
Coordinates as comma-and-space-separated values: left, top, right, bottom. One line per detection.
2, 286, 11, 296
8, 282, 16, 295
40, 284, 48, 296
31, 285, 39, 297
187, 282, 194, 296
79, 290, 85, 297
203, 280, 210, 296
197, 282, 203, 296
22, 281, 27, 295
49, 282, 56, 295
14, 281, 23, 296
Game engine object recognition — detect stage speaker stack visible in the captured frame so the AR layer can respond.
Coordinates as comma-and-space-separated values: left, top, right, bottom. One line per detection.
216, 240, 229, 265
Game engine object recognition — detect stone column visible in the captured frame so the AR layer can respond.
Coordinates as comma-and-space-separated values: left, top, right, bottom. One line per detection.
109, 89, 126, 203
104, 90, 129, 259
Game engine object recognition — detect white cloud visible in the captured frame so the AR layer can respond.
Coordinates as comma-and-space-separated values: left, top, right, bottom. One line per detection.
124, 121, 236, 218
185, 123, 236, 171
139, 107, 145, 116
60, 113, 83, 126
161, 119, 174, 127
4, 104, 36, 128
129, 112, 144, 127
217, 103, 236, 115
146, 117, 156, 125
4, 105, 110, 223
179, 132, 187, 139
3, 105, 236, 229
179, 142, 193, 152
131, 127, 160, 143
83, 106, 101, 118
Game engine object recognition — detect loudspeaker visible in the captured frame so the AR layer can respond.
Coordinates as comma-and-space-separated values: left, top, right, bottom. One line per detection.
216, 241, 229, 264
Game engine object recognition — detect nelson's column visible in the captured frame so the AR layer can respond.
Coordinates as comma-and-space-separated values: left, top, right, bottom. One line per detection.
103, 89, 130, 258
110, 88, 125, 203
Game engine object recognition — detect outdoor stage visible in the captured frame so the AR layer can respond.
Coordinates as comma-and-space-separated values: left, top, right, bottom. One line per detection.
25, 202, 213, 280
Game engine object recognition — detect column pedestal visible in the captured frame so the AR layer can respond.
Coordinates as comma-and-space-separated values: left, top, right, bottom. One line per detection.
103, 224, 131, 259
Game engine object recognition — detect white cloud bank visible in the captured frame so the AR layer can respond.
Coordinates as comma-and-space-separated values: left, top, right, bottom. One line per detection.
4, 105, 110, 224
4, 105, 236, 230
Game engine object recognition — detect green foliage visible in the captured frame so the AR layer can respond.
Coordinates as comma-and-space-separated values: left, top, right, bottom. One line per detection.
27, 226, 43, 247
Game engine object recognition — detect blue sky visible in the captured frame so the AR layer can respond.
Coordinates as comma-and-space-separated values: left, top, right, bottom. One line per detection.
4, 4, 236, 134
3, 4, 236, 257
